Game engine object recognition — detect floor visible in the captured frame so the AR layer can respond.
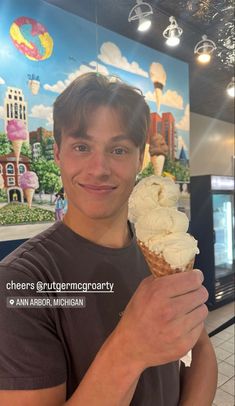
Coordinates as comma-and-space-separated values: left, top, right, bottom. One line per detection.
0, 221, 54, 241
205, 301, 234, 406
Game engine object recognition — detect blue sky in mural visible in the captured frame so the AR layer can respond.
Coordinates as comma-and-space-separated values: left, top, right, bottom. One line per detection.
0, 0, 189, 157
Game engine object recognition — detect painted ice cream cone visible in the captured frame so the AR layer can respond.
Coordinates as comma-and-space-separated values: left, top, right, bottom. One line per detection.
151, 155, 165, 176
7, 119, 28, 165
149, 133, 168, 176
19, 171, 39, 208
24, 188, 35, 208
155, 88, 162, 112
12, 140, 23, 165
149, 63, 167, 112
0, 174, 4, 189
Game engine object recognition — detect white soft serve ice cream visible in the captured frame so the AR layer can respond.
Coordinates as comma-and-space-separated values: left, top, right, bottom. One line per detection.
128, 175, 199, 270
128, 175, 179, 223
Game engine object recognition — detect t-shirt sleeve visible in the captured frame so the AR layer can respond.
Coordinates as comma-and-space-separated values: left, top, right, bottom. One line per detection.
0, 265, 67, 390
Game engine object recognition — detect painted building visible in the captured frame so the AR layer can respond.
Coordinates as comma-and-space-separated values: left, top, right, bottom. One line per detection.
4, 87, 28, 141
29, 127, 54, 160
162, 113, 176, 160
0, 153, 30, 202
32, 142, 42, 160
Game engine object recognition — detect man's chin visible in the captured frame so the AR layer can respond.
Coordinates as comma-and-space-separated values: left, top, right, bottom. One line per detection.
82, 210, 115, 221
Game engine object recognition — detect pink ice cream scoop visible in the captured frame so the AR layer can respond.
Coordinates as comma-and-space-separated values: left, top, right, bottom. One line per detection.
19, 171, 39, 190
7, 119, 28, 141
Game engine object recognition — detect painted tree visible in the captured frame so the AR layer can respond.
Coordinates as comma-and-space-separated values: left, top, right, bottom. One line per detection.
0, 133, 12, 156
30, 158, 61, 201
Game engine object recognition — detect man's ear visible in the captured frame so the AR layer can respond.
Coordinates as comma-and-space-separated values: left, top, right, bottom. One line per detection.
53, 143, 60, 167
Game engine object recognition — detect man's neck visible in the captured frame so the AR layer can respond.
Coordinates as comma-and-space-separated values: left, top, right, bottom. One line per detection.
63, 209, 131, 249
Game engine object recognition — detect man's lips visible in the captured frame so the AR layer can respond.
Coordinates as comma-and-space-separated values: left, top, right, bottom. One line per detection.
78, 183, 117, 192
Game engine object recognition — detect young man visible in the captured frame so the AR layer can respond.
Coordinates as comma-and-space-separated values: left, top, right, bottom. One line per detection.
0, 73, 217, 405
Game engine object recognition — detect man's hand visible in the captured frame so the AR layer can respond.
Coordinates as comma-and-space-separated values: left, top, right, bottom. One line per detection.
114, 269, 208, 371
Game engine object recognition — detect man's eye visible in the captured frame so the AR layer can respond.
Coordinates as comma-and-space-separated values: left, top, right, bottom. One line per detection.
74, 144, 88, 152
112, 147, 127, 155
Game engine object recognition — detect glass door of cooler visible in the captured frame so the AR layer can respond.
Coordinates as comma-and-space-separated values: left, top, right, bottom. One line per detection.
213, 193, 234, 278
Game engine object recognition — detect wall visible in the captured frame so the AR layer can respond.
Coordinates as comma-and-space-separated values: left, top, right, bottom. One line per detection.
0, 0, 190, 240
190, 112, 234, 176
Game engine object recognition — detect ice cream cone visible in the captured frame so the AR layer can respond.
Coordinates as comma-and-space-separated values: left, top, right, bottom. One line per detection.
141, 143, 151, 170
151, 155, 165, 176
24, 188, 35, 208
154, 87, 162, 112
149, 63, 166, 112
137, 239, 194, 278
12, 140, 23, 165
0, 174, 4, 189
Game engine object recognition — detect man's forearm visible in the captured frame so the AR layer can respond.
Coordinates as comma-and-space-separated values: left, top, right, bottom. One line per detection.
179, 328, 218, 406
65, 329, 143, 406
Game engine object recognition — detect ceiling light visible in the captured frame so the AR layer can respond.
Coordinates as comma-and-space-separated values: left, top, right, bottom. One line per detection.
128, 0, 153, 32
138, 16, 152, 32
163, 16, 183, 47
226, 77, 235, 97
194, 35, 216, 64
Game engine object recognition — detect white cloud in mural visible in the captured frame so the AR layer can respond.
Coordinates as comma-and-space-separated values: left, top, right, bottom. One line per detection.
44, 80, 65, 94
178, 135, 188, 151
98, 42, 148, 78
145, 89, 183, 110
176, 104, 189, 131
0, 106, 4, 119
29, 105, 53, 125
162, 90, 183, 110
144, 90, 155, 102
0, 77, 5, 85
44, 61, 109, 94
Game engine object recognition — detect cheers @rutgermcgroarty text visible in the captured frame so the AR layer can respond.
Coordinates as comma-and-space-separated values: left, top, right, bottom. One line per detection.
6, 280, 114, 293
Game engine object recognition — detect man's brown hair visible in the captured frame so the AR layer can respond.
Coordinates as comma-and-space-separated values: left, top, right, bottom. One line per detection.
53, 72, 150, 153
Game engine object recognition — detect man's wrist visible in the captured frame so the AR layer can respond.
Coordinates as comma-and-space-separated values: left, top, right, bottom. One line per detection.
98, 327, 145, 381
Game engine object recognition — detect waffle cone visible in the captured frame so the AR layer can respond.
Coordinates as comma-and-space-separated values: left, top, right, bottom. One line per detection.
24, 188, 35, 208
154, 87, 162, 112
12, 140, 23, 165
137, 239, 194, 277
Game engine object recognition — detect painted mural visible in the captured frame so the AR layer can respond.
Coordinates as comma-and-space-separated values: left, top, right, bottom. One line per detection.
0, 0, 190, 239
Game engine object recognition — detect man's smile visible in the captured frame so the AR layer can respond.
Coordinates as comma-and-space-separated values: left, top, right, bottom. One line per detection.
78, 183, 117, 194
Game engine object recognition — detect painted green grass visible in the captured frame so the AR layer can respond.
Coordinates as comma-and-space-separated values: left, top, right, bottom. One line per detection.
0, 203, 54, 225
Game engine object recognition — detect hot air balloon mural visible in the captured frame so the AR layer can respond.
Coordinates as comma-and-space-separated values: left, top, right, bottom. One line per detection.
9, 16, 53, 61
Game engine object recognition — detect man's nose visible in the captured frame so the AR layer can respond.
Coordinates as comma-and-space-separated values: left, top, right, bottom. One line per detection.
87, 152, 111, 177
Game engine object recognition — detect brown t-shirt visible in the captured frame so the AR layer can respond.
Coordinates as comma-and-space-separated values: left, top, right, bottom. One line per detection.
0, 221, 180, 405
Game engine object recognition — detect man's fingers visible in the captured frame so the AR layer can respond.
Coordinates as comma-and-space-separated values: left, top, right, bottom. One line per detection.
155, 269, 204, 298
171, 285, 209, 317
172, 303, 208, 338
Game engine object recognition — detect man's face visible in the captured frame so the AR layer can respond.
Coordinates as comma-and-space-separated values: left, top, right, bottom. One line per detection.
54, 106, 143, 222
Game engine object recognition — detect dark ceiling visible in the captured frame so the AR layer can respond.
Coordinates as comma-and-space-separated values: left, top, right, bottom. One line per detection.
44, 0, 234, 124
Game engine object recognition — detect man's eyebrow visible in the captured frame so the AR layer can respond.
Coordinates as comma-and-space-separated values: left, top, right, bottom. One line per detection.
67, 130, 91, 139
67, 132, 131, 143
109, 134, 131, 142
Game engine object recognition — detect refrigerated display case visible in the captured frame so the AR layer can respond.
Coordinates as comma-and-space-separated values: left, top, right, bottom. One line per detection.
190, 175, 234, 309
